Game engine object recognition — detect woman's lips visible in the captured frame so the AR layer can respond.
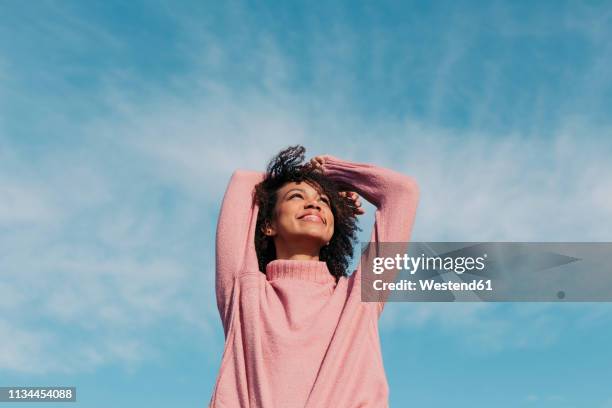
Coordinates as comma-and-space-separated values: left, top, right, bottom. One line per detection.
300, 214, 324, 223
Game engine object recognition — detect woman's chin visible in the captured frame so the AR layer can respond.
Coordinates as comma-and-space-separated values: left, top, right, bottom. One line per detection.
287, 231, 328, 245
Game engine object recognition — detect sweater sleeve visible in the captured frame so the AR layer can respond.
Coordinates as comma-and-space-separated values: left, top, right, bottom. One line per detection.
215, 170, 265, 334
322, 155, 420, 317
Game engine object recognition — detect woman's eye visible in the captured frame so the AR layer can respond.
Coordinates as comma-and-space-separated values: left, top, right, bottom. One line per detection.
320, 197, 330, 205
289, 193, 303, 199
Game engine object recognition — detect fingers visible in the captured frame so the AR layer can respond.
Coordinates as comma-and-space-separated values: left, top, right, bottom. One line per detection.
339, 191, 365, 215
354, 196, 365, 215
310, 156, 324, 165
309, 156, 324, 172
308, 156, 325, 173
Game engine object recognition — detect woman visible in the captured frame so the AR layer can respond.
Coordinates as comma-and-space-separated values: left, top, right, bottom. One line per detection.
210, 145, 420, 407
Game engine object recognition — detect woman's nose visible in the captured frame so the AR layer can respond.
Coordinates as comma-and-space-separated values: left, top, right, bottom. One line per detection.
304, 199, 321, 210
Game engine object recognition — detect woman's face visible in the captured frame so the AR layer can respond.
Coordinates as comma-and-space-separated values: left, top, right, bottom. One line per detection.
267, 180, 335, 248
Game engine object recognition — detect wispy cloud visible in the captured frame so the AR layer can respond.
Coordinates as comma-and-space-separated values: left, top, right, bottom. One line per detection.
1, 0, 611, 378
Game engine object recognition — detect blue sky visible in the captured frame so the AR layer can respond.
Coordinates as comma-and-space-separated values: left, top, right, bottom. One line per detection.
1, 0, 612, 407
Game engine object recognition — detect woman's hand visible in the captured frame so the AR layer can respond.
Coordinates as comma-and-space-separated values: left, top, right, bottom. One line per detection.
308, 155, 327, 173
340, 191, 365, 215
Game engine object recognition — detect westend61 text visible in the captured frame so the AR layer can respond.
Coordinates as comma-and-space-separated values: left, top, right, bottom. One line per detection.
373, 279, 493, 292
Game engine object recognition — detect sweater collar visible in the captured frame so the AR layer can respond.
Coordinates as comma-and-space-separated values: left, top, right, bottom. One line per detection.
265, 259, 335, 284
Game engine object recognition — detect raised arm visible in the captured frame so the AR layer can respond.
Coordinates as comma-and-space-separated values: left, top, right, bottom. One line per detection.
215, 170, 264, 334
321, 155, 420, 317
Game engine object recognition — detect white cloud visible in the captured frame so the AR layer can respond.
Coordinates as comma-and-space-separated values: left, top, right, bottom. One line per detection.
1, 1, 612, 375
0, 182, 57, 224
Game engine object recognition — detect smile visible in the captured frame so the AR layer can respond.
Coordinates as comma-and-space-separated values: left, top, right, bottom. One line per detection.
299, 214, 325, 224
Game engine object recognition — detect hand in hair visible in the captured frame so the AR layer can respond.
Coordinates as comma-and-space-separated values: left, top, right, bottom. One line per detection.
307, 155, 327, 173
339, 191, 365, 215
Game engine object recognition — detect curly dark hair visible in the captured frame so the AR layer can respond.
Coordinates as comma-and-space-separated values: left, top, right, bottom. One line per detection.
253, 145, 361, 282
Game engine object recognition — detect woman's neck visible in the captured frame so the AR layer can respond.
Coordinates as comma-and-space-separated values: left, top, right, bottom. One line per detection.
277, 253, 320, 261
274, 241, 321, 261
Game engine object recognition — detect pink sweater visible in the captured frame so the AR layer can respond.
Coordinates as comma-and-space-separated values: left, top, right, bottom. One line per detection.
210, 155, 420, 407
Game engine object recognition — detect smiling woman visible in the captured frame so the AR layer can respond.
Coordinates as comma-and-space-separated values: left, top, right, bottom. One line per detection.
252, 146, 362, 282
265, 181, 335, 256
210, 145, 420, 407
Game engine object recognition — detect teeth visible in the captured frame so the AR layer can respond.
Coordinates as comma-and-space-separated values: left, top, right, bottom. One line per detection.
301, 215, 323, 223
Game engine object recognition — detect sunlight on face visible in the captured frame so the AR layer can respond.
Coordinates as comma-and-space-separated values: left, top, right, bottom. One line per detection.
270, 180, 335, 248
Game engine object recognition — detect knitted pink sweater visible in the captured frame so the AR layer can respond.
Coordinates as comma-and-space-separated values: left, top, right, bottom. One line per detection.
210, 155, 420, 407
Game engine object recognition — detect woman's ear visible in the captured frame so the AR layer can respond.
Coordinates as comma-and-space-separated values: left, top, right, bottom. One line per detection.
262, 220, 277, 237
